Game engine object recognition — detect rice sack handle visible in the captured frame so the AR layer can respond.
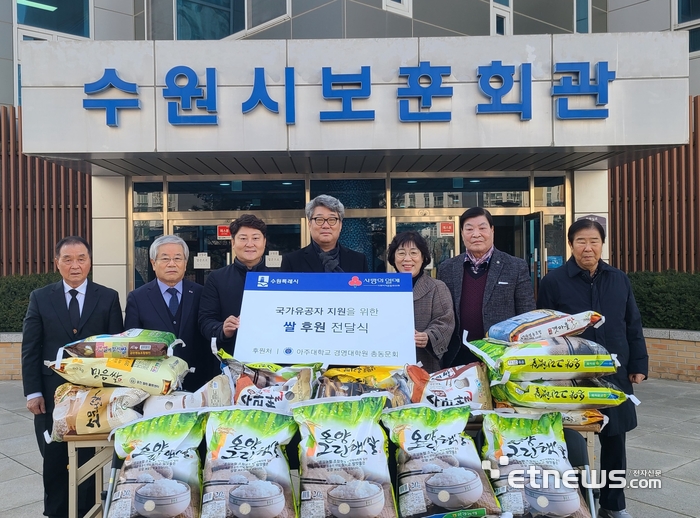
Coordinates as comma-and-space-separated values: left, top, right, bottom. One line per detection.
482, 412, 592, 518
292, 394, 397, 518
486, 309, 604, 343
467, 337, 618, 382
47, 356, 189, 395
61, 328, 182, 359
202, 408, 298, 518
490, 378, 634, 410
381, 404, 501, 518
107, 411, 206, 518
51, 383, 148, 442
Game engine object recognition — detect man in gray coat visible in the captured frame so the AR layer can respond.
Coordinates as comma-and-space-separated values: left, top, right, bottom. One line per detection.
437, 207, 535, 366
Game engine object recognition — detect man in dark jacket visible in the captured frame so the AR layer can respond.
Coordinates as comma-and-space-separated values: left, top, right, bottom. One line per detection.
438, 207, 535, 366
537, 218, 648, 518
280, 194, 368, 273
199, 214, 269, 356
125, 234, 217, 391
22, 236, 123, 518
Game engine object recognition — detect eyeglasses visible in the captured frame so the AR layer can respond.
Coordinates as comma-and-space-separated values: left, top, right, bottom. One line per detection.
395, 249, 421, 259
156, 256, 185, 264
311, 217, 340, 227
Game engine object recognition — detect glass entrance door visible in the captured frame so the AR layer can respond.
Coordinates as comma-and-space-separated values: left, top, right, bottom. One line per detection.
170, 219, 302, 285
393, 217, 458, 276
524, 212, 545, 296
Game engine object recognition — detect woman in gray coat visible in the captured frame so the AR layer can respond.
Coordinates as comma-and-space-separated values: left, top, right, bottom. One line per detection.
387, 231, 455, 372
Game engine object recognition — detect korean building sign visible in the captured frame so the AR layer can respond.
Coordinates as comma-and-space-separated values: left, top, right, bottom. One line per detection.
235, 273, 416, 366
82, 59, 615, 127
19, 34, 689, 154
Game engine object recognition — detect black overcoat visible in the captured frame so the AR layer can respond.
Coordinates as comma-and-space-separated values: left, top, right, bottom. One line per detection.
537, 257, 648, 436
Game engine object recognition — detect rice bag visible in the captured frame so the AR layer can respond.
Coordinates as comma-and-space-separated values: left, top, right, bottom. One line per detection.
322, 365, 400, 384
142, 374, 233, 417
486, 309, 604, 343
61, 328, 182, 359
201, 407, 298, 518
405, 363, 492, 410
318, 372, 412, 408
490, 378, 634, 410
482, 412, 592, 518
508, 407, 608, 428
235, 367, 314, 412
292, 394, 397, 518
47, 355, 189, 395
107, 411, 206, 518
381, 404, 501, 517
467, 337, 617, 381
50, 383, 148, 441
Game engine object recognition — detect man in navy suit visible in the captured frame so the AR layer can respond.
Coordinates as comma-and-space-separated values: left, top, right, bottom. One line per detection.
125, 235, 217, 391
22, 236, 123, 518
280, 194, 369, 273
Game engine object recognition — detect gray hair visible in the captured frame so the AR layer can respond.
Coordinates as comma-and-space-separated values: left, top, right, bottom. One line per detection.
305, 194, 345, 221
150, 235, 190, 262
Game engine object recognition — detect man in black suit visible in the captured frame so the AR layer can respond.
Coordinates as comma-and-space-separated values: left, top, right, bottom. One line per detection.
280, 194, 369, 273
199, 214, 269, 356
125, 234, 217, 391
21, 236, 123, 518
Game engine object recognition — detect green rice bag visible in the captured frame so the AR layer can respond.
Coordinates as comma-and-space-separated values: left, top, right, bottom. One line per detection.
466, 337, 617, 381
490, 378, 632, 410
292, 394, 397, 518
202, 407, 298, 518
108, 411, 206, 518
381, 403, 501, 517
482, 412, 591, 518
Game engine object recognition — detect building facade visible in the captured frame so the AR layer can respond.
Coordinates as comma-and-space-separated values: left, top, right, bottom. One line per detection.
2, 0, 698, 295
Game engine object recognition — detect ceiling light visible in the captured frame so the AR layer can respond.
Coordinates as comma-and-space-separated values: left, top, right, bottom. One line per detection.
219, 183, 230, 186
18, 0, 57, 12
282, 182, 293, 185
470, 179, 481, 183
407, 180, 418, 184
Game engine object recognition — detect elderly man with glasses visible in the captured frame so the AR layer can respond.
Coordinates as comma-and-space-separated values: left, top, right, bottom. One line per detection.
281, 194, 369, 273
125, 234, 217, 391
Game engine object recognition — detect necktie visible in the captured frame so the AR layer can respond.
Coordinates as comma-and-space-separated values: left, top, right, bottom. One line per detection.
167, 287, 179, 315
69, 289, 80, 334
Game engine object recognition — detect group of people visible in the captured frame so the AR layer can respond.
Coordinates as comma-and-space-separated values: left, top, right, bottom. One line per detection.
22, 194, 647, 518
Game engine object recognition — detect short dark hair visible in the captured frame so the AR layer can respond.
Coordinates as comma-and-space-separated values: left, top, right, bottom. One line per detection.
459, 207, 494, 230
567, 219, 606, 244
55, 236, 92, 258
229, 214, 267, 238
387, 231, 431, 273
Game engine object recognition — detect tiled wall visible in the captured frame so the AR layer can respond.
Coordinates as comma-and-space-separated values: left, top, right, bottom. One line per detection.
0, 334, 22, 381
645, 329, 700, 383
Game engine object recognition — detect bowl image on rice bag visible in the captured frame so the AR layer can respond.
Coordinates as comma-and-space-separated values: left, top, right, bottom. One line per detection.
134, 479, 191, 518
524, 472, 580, 517
228, 480, 286, 518
424, 467, 484, 510
327, 480, 385, 518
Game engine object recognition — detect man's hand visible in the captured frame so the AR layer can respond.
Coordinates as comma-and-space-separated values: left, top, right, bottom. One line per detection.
414, 330, 429, 349
629, 373, 645, 384
27, 396, 46, 415
222, 315, 240, 338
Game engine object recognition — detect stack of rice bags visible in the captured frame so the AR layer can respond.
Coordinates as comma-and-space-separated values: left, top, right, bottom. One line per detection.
465, 309, 638, 427
47, 329, 192, 441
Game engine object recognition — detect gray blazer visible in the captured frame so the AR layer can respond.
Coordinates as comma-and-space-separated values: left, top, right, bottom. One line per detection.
412, 273, 455, 373
437, 249, 536, 365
